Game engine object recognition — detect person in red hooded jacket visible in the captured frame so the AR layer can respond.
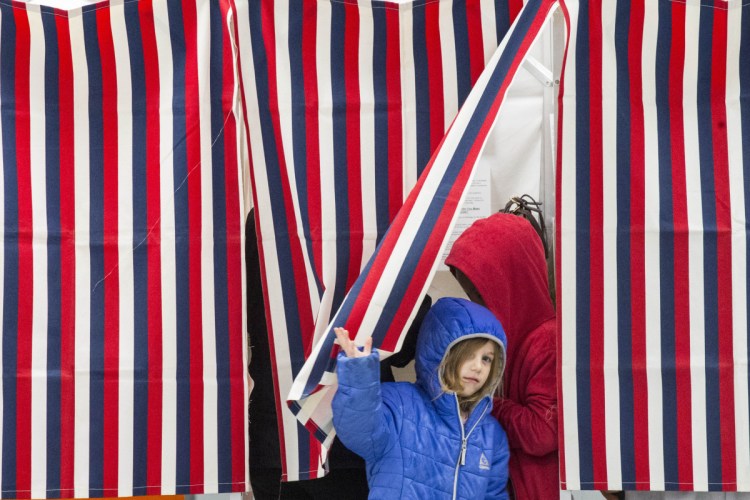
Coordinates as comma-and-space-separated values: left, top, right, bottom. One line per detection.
445, 211, 558, 500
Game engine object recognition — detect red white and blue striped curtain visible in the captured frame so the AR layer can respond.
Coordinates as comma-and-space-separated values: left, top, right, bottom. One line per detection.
0, 0, 249, 497
239, 0, 558, 481
557, 0, 750, 491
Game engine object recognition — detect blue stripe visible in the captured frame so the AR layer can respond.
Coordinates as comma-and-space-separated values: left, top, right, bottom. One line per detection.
654, 2, 679, 490
123, 2, 149, 493
246, 0, 310, 472
411, 2, 431, 177
696, 7, 723, 490
613, 0, 635, 487
208, 2, 232, 491
573, 0, 593, 486
83, 8, 105, 496
452, 0, 472, 106
741, 2, 750, 461
41, 7, 62, 494
329, 1, 351, 321
494, 0, 510, 48
0, 5, 18, 494
302, 0, 547, 397
167, 0, 191, 492
288, 1, 322, 299
372, 2, 390, 240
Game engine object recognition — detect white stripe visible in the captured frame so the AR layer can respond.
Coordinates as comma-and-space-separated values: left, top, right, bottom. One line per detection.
28, 7, 48, 498
224, 2, 253, 490
400, 2, 418, 195
683, 0, 708, 489
559, 0, 580, 488
109, 2, 134, 494
0, 5, 5, 484
196, 0, 218, 490
227, 0, 252, 487
600, 0, 621, 488
439, 0, 458, 130
70, 8, 91, 496
641, 3, 664, 490
480, 0, 498, 64
274, 0, 320, 332
153, 0, 177, 490
725, 3, 750, 489
290, 5, 337, 465
359, 1, 377, 268
312, 0, 337, 391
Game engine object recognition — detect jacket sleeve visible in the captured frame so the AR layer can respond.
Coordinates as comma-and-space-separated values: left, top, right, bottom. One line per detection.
332, 351, 400, 462
485, 424, 510, 500
492, 343, 557, 456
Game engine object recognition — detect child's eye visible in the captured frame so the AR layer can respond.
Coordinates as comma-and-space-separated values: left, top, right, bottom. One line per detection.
482, 356, 493, 364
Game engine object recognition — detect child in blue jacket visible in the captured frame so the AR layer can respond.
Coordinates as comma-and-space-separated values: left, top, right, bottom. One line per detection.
332, 297, 510, 499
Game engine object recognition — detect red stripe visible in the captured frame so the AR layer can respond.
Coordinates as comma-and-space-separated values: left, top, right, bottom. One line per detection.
627, 2, 650, 489
13, 6, 32, 497
181, 1, 205, 491
425, 2, 444, 155
710, 8, 736, 488
344, 4, 364, 291
555, 1, 572, 487
96, 6, 120, 492
587, 0, 607, 487
508, 0, 524, 24
302, 1, 322, 279
465, 0, 485, 85
139, 0, 164, 492
219, 1, 246, 486
56, 12, 76, 496
385, 5, 402, 220
668, 2, 693, 489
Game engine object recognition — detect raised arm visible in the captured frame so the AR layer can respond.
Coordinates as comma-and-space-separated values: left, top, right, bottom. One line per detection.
331, 328, 400, 462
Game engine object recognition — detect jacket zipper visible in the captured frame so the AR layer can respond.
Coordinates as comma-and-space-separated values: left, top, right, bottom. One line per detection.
452, 396, 489, 500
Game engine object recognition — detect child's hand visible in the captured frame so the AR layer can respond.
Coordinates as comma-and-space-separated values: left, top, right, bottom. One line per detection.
334, 327, 373, 358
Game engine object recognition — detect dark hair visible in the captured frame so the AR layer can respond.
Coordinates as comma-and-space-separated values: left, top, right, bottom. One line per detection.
500, 194, 555, 305
440, 337, 504, 414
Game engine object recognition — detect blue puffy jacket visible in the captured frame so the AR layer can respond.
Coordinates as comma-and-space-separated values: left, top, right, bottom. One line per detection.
332, 297, 510, 499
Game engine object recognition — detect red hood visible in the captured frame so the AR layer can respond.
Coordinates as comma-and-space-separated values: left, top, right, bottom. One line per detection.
445, 212, 554, 358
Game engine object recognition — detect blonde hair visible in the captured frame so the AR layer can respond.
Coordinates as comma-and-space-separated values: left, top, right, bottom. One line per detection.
440, 337, 504, 414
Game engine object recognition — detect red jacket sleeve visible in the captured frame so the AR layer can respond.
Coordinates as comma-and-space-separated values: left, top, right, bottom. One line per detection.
492, 341, 557, 457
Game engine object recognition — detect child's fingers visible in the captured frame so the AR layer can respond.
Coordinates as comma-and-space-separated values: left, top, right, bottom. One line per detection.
334, 328, 375, 358
362, 337, 373, 356
334, 327, 356, 357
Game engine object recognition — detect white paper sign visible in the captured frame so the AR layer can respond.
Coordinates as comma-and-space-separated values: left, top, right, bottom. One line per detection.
439, 163, 491, 271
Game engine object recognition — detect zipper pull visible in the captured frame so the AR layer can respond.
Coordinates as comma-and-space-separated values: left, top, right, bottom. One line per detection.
460, 440, 467, 466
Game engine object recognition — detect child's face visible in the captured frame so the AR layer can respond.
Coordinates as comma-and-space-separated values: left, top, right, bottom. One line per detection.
456, 340, 496, 397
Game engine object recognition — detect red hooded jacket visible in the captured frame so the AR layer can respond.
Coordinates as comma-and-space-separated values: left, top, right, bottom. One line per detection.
445, 212, 558, 500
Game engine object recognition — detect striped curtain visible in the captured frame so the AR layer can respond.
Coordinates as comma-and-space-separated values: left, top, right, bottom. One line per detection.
558, 0, 750, 491
239, 0, 558, 482
0, 0, 249, 497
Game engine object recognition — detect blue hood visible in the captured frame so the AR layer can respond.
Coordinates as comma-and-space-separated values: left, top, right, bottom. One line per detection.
415, 297, 507, 400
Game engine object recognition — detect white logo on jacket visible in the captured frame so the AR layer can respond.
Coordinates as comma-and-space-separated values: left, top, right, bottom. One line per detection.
479, 452, 490, 470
